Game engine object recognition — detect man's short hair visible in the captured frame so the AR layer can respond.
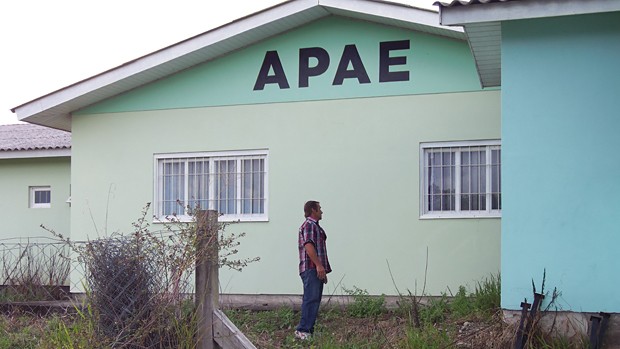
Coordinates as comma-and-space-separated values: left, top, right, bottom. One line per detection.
304, 201, 320, 218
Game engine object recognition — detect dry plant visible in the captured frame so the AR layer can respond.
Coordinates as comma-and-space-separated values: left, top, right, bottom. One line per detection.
0, 240, 70, 303
45, 202, 259, 348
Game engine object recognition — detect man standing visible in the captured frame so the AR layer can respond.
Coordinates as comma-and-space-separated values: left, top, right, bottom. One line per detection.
295, 200, 332, 340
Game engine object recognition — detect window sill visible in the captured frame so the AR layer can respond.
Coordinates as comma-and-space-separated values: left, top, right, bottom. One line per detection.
420, 213, 501, 220
153, 215, 269, 224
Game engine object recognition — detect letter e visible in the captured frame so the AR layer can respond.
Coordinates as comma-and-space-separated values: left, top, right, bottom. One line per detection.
379, 40, 410, 82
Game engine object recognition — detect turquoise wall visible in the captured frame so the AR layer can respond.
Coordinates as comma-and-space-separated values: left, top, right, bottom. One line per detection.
502, 12, 620, 311
0, 157, 71, 240
78, 17, 481, 114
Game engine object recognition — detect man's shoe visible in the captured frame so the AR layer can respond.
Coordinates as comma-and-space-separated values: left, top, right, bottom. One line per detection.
294, 330, 311, 340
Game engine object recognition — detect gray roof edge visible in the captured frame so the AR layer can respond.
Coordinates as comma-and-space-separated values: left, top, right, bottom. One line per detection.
0, 148, 71, 159
437, 0, 620, 26
0, 124, 71, 153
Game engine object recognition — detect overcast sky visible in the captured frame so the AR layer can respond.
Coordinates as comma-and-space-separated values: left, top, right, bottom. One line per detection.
0, 0, 436, 125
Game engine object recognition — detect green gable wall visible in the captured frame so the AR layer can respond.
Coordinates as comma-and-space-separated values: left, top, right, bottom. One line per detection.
502, 12, 620, 312
71, 91, 500, 295
78, 17, 481, 115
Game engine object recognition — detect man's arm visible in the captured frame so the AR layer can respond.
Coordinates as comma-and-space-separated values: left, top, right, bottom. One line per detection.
304, 242, 327, 282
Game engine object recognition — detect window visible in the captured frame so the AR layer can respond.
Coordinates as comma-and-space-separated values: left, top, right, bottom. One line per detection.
420, 141, 501, 218
30, 186, 51, 208
154, 150, 268, 221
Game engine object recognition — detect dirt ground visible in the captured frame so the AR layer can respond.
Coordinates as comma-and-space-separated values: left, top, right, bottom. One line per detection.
229, 308, 518, 349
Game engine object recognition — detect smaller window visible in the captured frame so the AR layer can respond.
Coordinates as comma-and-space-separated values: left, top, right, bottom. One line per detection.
30, 186, 51, 208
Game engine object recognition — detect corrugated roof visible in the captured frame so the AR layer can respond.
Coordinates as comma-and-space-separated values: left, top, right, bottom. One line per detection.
0, 124, 71, 152
434, 0, 513, 88
435, 0, 620, 88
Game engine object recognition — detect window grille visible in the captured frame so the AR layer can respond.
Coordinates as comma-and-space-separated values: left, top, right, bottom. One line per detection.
421, 141, 500, 218
155, 151, 268, 221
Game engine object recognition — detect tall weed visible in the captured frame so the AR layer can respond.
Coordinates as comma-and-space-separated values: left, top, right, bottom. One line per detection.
450, 285, 474, 319
403, 324, 452, 349
420, 294, 449, 325
473, 273, 501, 315
343, 286, 385, 318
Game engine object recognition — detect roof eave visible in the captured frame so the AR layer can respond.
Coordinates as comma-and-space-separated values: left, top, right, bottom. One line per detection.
0, 148, 71, 160
437, 0, 620, 89
12, 0, 463, 132
438, 0, 620, 26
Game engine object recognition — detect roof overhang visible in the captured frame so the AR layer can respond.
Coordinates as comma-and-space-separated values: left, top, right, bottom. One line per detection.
0, 148, 71, 160
438, 0, 620, 25
436, 0, 620, 88
11, 0, 463, 132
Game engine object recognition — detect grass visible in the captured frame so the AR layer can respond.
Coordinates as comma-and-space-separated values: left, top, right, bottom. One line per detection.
0, 315, 50, 349
0, 274, 589, 348
224, 278, 503, 348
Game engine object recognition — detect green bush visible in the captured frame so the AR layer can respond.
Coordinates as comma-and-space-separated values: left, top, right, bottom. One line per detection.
343, 286, 385, 318
473, 273, 501, 315
450, 285, 475, 319
420, 294, 449, 325
449, 273, 501, 320
403, 323, 452, 349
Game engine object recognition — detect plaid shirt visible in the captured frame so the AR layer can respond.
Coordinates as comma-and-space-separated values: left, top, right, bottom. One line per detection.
298, 217, 332, 275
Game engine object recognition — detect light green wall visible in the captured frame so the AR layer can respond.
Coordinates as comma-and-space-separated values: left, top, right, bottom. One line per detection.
78, 17, 481, 115
71, 91, 500, 295
0, 157, 71, 240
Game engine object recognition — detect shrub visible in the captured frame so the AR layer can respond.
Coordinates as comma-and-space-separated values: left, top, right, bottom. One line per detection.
450, 285, 475, 319
420, 294, 450, 325
473, 273, 501, 315
343, 286, 385, 318
403, 323, 452, 349
46, 203, 258, 348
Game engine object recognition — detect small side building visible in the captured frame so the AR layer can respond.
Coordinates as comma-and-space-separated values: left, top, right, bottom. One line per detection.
0, 124, 71, 241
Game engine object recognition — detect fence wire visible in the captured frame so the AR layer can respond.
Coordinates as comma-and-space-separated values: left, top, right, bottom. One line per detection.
0, 205, 253, 349
0, 238, 72, 314
0, 229, 203, 348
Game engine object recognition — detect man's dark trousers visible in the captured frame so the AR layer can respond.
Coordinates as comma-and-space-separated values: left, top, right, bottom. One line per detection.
297, 269, 323, 334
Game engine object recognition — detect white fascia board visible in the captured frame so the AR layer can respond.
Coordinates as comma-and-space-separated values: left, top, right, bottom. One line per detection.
440, 0, 620, 26
12, 0, 323, 123
322, 0, 463, 34
12, 0, 458, 128
0, 148, 71, 159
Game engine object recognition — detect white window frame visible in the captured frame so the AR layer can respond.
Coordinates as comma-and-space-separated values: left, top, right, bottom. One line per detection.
420, 140, 501, 219
30, 186, 52, 208
154, 149, 269, 222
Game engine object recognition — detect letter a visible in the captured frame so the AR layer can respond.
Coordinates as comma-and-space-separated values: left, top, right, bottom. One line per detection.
254, 51, 290, 90
333, 44, 371, 85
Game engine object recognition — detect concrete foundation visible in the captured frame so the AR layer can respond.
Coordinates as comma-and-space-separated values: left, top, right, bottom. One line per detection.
503, 309, 620, 349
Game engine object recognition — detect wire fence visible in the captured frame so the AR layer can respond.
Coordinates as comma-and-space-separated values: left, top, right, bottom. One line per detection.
0, 228, 197, 310
0, 207, 257, 348
0, 229, 203, 347
0, 238, 72, 307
